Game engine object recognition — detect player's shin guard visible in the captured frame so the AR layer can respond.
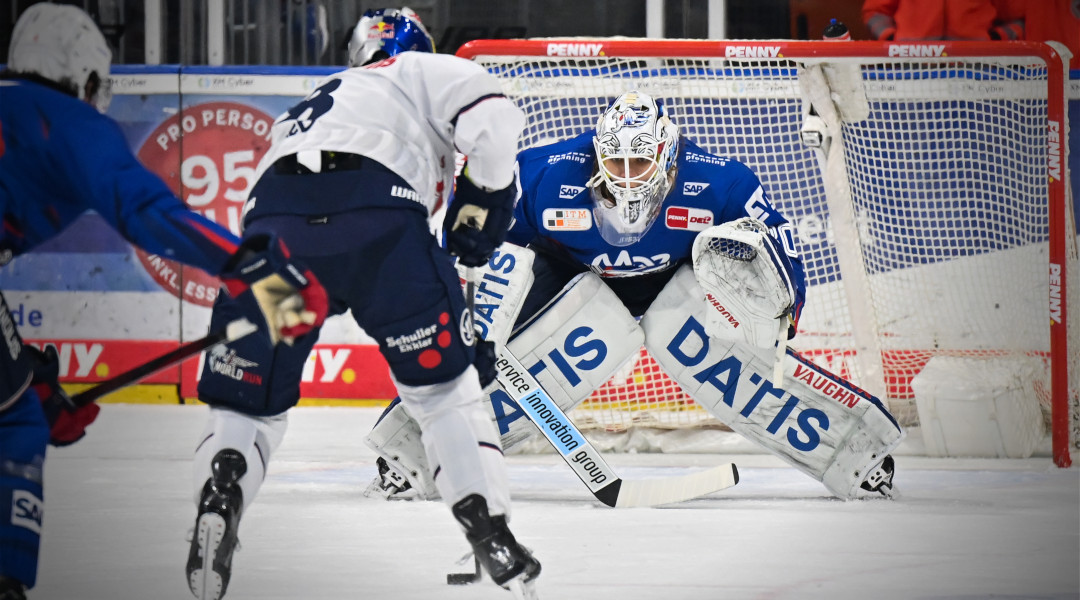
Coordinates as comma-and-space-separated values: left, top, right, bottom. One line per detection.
187, 450, 246, 600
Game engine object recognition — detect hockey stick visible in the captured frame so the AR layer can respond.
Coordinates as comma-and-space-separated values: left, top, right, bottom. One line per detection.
494, 347, 739, 508
70, 318, 258, 407
461, 267, 737, 507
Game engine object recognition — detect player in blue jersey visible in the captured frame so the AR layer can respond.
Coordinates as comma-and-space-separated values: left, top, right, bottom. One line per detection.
0, 5, 328, 599
367, 90, 903, 505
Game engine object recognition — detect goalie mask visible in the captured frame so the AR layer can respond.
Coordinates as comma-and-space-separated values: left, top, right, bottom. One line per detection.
589, 91, 679, 246
7, 3, 113, 113
348, 7, 435, 67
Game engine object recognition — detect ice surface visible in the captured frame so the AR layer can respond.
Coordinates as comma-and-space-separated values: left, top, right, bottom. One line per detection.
30, 405, 1079, 600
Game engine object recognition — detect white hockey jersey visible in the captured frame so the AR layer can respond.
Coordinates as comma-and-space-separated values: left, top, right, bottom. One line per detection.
255, 52, 524, 217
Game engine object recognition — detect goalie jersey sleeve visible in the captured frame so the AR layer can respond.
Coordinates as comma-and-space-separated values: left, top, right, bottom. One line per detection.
509, 133, 806, 326
0, 78, 239, 272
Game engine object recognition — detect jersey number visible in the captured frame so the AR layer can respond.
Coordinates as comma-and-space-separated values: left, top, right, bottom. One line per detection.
283, 78, 342, 137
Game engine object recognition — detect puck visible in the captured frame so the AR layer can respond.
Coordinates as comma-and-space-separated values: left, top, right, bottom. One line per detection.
446, 571, 480, 585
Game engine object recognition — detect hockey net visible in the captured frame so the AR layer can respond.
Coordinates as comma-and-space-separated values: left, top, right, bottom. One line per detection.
457, 39, 1078, 465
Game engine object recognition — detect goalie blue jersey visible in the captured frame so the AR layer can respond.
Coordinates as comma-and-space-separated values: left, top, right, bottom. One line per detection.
509, 131, 806, 324
0, 77, 239, 272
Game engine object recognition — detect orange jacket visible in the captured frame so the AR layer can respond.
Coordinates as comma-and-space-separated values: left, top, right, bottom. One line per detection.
863, 0, 1022, 41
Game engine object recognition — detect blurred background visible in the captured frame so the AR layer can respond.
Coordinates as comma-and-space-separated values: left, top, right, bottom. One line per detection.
0, 0, 871, 66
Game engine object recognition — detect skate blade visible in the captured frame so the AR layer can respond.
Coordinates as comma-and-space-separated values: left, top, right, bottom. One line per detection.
506, 575, 539, 600
189, 513, 226, 600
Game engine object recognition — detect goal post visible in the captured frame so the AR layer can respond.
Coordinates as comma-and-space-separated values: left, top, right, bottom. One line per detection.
456, 39, 1077, 467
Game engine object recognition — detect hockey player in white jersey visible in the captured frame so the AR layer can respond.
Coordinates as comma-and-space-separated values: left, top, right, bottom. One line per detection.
367, 90, 903, 505
189, 8, 539, 599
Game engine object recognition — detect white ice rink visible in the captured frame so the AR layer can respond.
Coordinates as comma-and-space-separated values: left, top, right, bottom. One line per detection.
29, 405, 1080, 600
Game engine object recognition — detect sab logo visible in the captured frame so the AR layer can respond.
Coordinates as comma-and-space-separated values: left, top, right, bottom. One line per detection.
559, 185, 585, 199
682, 182, 709, 196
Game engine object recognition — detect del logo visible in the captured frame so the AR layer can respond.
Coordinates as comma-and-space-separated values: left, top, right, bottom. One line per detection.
543, 208, 592, 231
665, 206, 714, 231
683, 182, 709, 196
559, 185, 585, 199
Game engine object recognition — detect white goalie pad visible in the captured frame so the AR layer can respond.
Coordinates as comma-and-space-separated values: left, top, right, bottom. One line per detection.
691, 218, 794, 349
456, 243, 535, 345
364, 400, 439, 500
494, 271, 644, 450
642, 266, 904, 499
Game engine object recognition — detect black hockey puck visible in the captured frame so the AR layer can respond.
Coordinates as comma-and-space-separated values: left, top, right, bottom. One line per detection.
446, 571, 481, 585
446, 554, 482, 585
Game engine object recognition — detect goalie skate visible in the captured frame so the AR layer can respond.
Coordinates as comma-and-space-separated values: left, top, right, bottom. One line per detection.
363, 456, 420, 500
452, 494, 541, 598
858, 455, 898, 499
187, 450, 245, 600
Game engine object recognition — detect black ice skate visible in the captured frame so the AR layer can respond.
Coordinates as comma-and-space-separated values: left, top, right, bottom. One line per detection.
187, 449, 246, 600
0, 576, 27, 600
860, 455, 897, 498
452, 494, 541, 598
364, 456, 415, 500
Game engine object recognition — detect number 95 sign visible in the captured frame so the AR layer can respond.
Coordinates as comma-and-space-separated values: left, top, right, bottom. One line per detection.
136, 101, 276, 307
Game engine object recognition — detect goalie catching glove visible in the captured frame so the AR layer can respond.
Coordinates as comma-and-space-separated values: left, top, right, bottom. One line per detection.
691, 217, 797, 348
444, 166, 517, 268
220, 233, 329, 345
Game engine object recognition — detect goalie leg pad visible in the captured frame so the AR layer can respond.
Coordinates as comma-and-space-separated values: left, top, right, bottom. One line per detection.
642, 266, 903, 499
395, 367, 511, 516
495, 272, 644, 449
364, 398, 439, 500
192, 407, 287, 512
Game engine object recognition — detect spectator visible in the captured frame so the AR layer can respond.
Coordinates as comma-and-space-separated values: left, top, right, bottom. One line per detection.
863, 0, 1023, 41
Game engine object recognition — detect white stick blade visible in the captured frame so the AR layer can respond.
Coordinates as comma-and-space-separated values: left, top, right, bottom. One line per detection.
614, 463, 739, 508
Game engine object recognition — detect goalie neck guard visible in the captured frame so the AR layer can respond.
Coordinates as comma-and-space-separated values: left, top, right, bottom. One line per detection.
347, 7, 435, 67
589, 91, 679, 246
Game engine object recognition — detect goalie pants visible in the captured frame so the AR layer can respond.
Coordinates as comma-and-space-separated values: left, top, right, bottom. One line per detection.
198, 165, 476, 417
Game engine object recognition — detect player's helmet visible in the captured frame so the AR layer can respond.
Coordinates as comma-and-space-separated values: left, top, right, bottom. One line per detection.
347, 7, 435, 67
589, 91, 679, 246
7, 3, 113, 113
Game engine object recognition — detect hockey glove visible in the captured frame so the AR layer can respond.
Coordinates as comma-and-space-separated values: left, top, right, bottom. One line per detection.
221, 233, 329, 345
444, 170, 516, 268
28, 345, 101, 447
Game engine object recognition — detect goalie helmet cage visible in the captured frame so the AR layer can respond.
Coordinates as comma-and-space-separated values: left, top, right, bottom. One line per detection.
456, 39, 1078, 467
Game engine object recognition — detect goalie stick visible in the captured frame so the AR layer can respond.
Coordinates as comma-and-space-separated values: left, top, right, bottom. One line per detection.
495, 347, 739, 508
70, 318, 258, 407
460, 268, 739, 508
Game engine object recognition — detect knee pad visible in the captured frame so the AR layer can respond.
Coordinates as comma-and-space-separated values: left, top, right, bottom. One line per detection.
193, 408, 287, 512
